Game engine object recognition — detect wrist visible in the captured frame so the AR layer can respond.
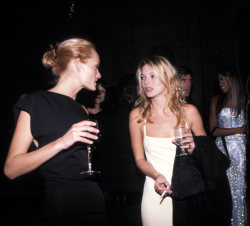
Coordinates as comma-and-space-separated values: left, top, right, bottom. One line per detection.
154, 172, 162, 180
53, 138, 64, 153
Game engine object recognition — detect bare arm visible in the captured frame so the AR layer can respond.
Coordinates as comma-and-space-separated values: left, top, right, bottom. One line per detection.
186, 104, 206, 136
4, 110, 98, 179
209, 96, 246, 137
129, 108, 171, 194
175, 105, 206, 153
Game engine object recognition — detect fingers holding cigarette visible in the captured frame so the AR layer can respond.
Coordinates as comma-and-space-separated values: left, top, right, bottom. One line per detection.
160, 186, 171, 199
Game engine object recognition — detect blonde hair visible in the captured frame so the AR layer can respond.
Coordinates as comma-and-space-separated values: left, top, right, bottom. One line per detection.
42, 38, 95, 82
135, 55, 187, 126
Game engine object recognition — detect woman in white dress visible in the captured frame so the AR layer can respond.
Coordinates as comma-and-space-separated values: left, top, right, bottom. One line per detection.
129, 56, 206, 225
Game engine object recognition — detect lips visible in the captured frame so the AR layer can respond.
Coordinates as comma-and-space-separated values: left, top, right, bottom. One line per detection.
145, 87, 153, 92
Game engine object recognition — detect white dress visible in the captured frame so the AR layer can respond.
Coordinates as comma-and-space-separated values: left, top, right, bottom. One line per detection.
141, 124, 176, 226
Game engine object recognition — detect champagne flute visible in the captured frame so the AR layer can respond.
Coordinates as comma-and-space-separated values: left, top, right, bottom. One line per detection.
80, 119, 100, 175
172, 126, 190, 157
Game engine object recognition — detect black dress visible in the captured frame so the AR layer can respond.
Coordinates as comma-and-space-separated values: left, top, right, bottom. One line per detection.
14, 90, 106, 226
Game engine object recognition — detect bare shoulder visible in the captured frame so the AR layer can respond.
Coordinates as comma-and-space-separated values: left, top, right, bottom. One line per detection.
185, 104, 206, 135
130, 107, 140, 120
184, 104, 199, 116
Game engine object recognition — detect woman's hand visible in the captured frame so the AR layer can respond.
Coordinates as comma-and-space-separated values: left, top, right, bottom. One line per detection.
57, 120, 99, 150
172, 129, 195, 154
154, 174, 172, 195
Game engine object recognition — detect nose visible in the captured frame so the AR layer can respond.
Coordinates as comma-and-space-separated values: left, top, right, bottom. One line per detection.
144, 77, 149, 85
97, 69, 101, 79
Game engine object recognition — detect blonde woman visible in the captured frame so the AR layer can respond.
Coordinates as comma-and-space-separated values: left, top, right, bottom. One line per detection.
129, 56, 206, 225
4, 39, 106, 225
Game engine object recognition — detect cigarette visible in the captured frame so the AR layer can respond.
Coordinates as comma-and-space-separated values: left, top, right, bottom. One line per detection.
160, 187, 169, 199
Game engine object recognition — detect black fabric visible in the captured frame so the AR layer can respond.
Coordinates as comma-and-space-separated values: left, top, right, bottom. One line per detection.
97, 102, 144, 226
171, 156, 207, 200
210, 127, 231, 168
98, 102, 144, 192
172, 136, 232, 226
221, 136, 230, 159
14, 90, 106, 225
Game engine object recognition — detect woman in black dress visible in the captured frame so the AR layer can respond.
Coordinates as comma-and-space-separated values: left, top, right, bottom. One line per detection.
4, 38, 106, 225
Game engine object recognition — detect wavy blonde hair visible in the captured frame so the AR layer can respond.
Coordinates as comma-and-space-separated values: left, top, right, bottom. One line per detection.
135, 55, 187, 126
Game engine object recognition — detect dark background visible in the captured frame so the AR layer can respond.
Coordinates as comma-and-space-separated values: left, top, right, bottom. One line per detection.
0, 0, 250, 225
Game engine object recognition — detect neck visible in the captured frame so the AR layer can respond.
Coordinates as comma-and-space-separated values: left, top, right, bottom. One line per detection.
226, 91, 232, 99
88, 104, 101, 114
49, 75, 82, 100
151, 96, 169, 115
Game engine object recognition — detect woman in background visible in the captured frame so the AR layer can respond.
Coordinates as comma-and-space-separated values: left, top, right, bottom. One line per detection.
209, 65, 247, 225
4, 38, 106, 225
87, 79, 108, 117
129, 56, 206, 225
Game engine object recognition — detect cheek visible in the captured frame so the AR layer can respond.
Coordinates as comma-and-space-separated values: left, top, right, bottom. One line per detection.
141, 81, 145, 88
179, 83, 185, 88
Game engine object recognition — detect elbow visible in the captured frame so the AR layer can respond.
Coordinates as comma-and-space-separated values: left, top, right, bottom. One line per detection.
4, 165, 17, 180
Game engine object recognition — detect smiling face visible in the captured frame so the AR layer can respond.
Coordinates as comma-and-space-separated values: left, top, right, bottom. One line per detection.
78, 49, 101, 91
218, 73, 232, 94
140, 64, 166, 99
178, 74, 192, 97
95, 83, 106, 104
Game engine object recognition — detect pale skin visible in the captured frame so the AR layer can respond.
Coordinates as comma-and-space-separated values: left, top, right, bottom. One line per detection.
209, 74, 247, 136
129, 64, 206, 196
4, 49, 101, 180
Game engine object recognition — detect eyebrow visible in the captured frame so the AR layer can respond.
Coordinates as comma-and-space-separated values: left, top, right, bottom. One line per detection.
141, 72, 154, 76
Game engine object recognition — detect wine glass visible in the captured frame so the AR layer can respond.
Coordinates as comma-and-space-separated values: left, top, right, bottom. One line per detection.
172, 126, 190, 157
80, 119, 100, 175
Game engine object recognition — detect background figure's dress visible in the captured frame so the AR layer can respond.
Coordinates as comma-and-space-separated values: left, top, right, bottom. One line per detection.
14, 90, 106, 226
141, 125, 176, 226
215, 108, 247, 226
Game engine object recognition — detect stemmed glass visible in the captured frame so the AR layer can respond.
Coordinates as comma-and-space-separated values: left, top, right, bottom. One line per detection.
172, 126, 190, 157
80, 119, 100, 175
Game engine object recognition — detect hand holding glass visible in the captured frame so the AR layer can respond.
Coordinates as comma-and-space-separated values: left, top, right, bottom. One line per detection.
173, 126, 190, 156
80, 119, 100, 175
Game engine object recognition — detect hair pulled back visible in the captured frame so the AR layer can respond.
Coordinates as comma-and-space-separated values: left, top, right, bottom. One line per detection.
135, 55, 186, 126
42, 38, 95, 82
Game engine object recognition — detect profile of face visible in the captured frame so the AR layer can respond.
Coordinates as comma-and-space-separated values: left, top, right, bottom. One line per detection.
141, 64, 166, 99
218, 73, 232, 94
178, 74, 192, 97
78, 49, 101, 91
95, 83, 106, 104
